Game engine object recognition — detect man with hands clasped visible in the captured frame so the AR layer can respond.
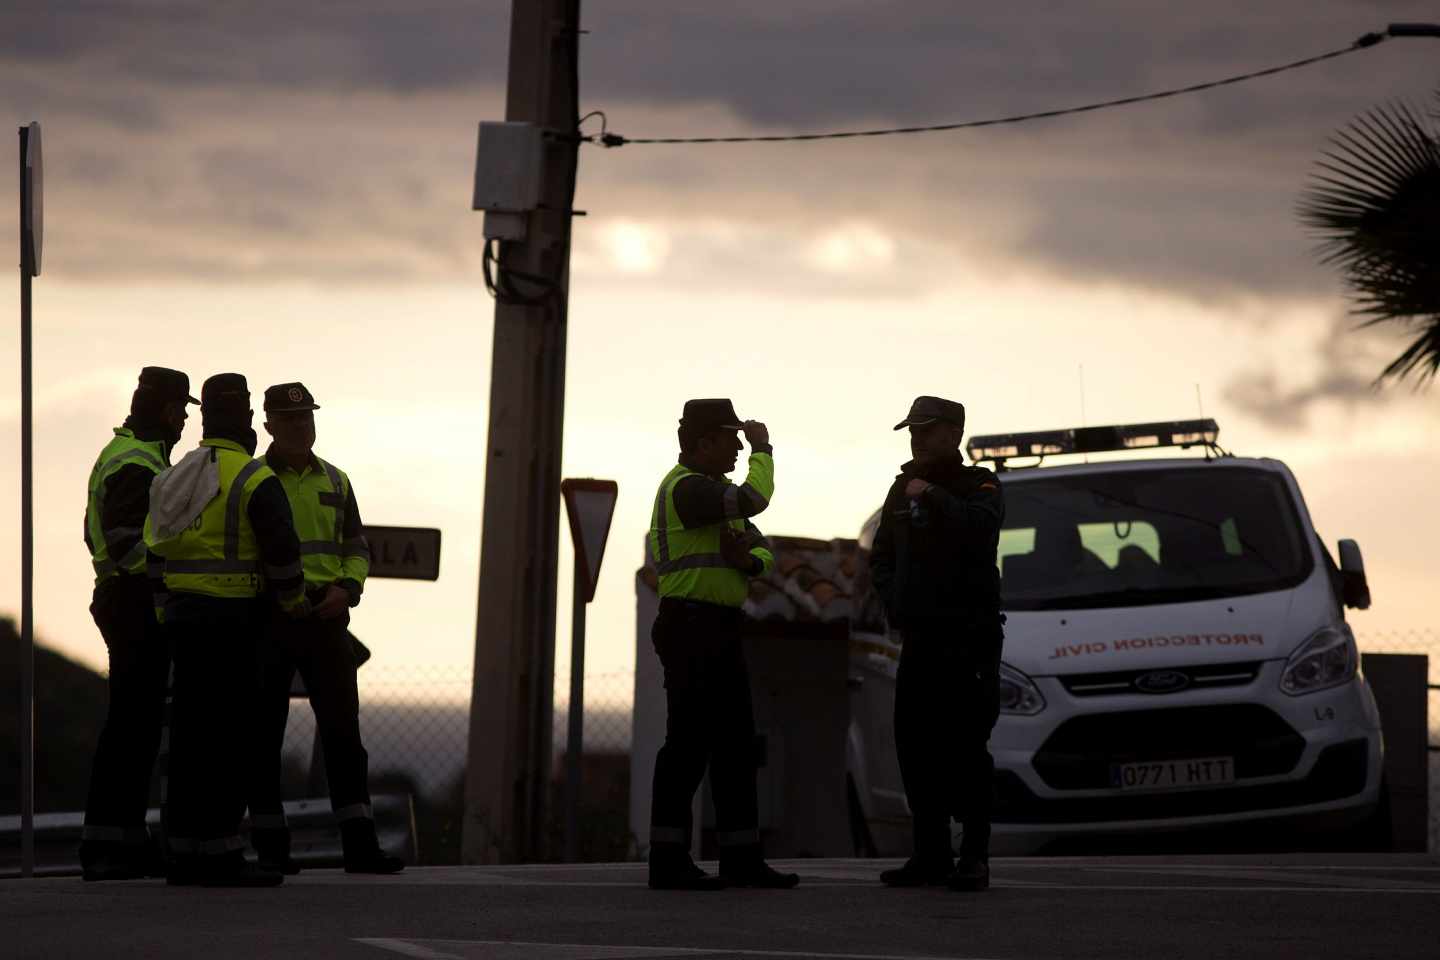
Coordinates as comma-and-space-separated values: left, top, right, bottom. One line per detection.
245, 382, 403, 876
869, 396, 1005, 892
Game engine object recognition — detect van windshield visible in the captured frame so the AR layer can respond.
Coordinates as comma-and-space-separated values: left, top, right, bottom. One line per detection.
999, 467, 1312, 610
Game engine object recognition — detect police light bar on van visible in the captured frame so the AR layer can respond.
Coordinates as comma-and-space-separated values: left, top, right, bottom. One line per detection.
967, 419, 1220, 464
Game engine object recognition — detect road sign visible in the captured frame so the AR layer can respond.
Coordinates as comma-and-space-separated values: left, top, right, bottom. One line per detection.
21, 122, 41, 277
560, 479, 617, 603
363, 526, 442, 580
17, 121, 42, 878
558, 477, 617, 860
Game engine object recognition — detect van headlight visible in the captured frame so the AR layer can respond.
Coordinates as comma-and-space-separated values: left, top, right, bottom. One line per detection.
1279, 625, 1358, 696
998, 662, 1046, 715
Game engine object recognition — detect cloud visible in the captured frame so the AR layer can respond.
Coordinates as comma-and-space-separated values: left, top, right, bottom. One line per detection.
4, 0, 1438, 295
1222, 313, 1402, 429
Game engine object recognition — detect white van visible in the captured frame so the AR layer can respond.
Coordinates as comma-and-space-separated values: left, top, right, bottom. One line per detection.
846, 419, 1384, 855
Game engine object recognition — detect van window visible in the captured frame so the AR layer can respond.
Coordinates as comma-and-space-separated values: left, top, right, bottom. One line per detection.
997, 528, 1036, 570
998, 467, 1311, 610
1002, 523, 1162, 574
1078, 521, 1162, 567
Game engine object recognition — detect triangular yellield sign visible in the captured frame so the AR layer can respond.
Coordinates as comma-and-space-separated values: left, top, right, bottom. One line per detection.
561, 478, 618, 602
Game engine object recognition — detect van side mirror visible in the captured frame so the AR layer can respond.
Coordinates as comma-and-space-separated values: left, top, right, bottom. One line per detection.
1337, 539, 1371, 610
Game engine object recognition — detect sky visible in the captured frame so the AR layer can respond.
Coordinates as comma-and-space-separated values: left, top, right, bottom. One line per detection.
3, 0, 1438, 693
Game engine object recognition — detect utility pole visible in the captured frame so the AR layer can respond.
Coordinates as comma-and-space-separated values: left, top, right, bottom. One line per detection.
463, 0, 581, 864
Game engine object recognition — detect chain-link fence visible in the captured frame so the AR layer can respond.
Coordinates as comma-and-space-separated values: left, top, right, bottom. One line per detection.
278, 667, 636, 863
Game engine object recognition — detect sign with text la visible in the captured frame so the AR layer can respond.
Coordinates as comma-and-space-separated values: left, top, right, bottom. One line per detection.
363, 525, 442, 580
561, 479, 618, 602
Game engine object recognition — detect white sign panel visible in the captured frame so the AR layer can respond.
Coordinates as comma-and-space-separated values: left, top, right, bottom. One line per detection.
363, 525, 442, 580
22, 122, 42, 276
561, 479, 618, 602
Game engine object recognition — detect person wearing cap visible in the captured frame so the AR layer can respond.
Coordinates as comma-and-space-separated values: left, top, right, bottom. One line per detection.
645, 399, 798, 890
869, 396, 1004, 892
78, 367, 196, 880
143, 373, 309, 887
244, 382, 403, 875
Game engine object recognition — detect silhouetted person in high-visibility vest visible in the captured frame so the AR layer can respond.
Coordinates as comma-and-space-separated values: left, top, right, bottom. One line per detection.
645, 399, 798, 890
80, 367, 195, 881
144, 373, 308, 887
246, 382, 402, 875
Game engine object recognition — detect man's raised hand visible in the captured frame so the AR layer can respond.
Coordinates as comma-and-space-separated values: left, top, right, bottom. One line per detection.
742, 420, 769, 449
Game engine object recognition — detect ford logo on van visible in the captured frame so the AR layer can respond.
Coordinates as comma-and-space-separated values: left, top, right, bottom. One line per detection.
1134, 670, 1191, 694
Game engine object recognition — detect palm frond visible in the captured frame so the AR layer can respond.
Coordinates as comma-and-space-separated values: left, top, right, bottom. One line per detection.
1298, 92, 1440, 385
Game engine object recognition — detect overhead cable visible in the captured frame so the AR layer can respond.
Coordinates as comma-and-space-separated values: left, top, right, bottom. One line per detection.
592, 25, 1439, 149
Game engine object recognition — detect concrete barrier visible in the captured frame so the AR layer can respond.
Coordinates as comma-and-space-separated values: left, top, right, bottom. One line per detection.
1361, 652, 1430, 852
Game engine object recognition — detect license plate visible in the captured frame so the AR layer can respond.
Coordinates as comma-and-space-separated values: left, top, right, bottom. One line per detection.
1110, 756, 1236, 791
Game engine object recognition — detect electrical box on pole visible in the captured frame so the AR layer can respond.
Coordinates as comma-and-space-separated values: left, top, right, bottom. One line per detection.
473, 121, 546, 243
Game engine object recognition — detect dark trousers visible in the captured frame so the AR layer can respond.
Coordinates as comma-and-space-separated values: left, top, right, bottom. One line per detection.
164, 599, 262, 861
81, 575, 169, 860
248, 605, 373, 858
894, 622, 1001, 862
649, 599, 761, 856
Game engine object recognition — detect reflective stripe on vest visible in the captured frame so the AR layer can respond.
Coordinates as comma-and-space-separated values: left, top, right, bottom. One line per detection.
146, 441, 273, 599
648, 464, 750, 607
264, 454, 370, 589
85, 429, 168, 583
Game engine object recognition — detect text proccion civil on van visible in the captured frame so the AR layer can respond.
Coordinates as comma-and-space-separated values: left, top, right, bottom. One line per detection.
1049, 633, 1266, 660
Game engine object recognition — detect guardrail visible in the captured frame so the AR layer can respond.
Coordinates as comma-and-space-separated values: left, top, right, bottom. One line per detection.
0, 792, 416, 878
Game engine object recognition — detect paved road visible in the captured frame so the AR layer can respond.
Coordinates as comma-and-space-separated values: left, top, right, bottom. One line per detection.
5, 855, 1438, 960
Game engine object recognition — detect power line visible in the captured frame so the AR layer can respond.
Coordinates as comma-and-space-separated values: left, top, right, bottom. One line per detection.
592, 25, 1436, 149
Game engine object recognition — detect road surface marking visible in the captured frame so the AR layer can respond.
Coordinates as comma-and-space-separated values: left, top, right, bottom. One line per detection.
356, 939, 1007, 960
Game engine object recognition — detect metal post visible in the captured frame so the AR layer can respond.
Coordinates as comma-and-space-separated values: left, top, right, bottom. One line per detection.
17, 125, 35, 878
463, 0, 581, 864
563, 552, 585, 861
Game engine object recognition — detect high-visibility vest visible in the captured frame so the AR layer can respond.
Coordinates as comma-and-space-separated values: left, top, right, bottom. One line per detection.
647, 456, 775, 608
262, 454, 370, 590
144, 439, 292, 600
85, 427, 169, 583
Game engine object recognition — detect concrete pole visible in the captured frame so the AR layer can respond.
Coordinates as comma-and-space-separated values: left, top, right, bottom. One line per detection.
462, 0, 581, 864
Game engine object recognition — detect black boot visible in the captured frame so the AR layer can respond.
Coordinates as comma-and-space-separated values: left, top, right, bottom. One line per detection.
340, 820, 404, 874
880, 856, 953, 887
648, 844, 726, 891
718, 845, 800, 889
947, 857, 990, 892
81, 846, 149, 882
251, 826, 301, 876
168, 851, 283, 888
81, 836, 157, 882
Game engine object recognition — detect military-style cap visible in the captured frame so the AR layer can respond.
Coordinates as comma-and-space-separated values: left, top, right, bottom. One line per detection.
680, 398, 744, 433
136, 366, 198, 405
200, 372, 250, 412
263, 382, 320, 414
893, 395, 966, 432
